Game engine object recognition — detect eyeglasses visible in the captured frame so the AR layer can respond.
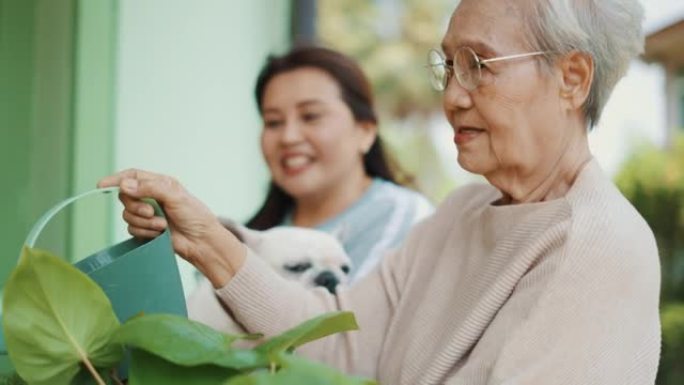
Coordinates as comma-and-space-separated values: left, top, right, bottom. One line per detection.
427, 47, 548, 91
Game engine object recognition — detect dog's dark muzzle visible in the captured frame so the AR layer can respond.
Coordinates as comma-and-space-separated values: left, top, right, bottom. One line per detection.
314, 271, 339, 294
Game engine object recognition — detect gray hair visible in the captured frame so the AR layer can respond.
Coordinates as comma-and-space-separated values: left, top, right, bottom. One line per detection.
523, 0, 645, 128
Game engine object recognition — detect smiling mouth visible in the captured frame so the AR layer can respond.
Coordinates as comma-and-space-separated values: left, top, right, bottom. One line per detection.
281, 155, 313, 174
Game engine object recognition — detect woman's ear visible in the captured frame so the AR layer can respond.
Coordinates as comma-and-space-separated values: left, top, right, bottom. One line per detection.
357, 121, 377, 155
558, 51, 594, 110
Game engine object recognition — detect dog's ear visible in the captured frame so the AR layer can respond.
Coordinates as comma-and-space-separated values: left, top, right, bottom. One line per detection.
218, 217, 262, 247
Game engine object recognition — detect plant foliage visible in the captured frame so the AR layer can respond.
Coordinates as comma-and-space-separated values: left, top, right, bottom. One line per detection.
1, 247, 375, 385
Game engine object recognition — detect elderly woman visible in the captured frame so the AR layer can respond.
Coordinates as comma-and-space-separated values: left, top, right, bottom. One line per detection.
100, 0, 661, 383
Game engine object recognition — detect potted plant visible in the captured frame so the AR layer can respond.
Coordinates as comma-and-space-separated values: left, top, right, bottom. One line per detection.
1, 246, 375, 385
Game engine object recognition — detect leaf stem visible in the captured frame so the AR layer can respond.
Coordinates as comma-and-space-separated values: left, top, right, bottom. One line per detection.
270, 361, 276, 374
110, 368, 125, 385
82, 360, 106, 385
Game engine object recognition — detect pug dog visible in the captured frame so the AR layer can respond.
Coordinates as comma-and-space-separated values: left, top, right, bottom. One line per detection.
187, 219, 351, 335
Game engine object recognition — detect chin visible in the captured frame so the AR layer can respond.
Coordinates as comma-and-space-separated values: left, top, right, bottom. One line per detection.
276, 173, 324, 195
281, 184, 320, 201
457, 154, 487, 175
277, 177, 316, 196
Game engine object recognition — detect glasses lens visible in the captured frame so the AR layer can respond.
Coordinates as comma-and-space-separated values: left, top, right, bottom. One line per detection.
454, 47, 480, 90
427, 49, 447, 91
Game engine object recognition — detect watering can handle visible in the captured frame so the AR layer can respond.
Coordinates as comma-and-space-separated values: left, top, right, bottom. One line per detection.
25, 187, 120, 248
24, 187, 164, 248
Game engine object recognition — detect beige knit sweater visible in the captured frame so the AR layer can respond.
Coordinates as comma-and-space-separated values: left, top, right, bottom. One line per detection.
216, 159, 661, 384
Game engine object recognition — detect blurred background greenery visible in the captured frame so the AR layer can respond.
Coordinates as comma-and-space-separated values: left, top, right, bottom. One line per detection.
318, 0, 462, 202
615, 136, 684, 385
1, 0, 683, 381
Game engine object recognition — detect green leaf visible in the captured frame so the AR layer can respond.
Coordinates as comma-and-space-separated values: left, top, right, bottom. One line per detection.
223, 354, 376, 385
112, 314, 267, 369
221, 371, 272, 385
0, 372, 27, 385
128, 349, 237, 385
2, 247, 123, 385
256, 312, 358, 356
71, 367, 116, 385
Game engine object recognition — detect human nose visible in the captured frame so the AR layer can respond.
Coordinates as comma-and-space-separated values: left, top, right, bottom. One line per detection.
280, 118, 305, 144
442, 75, 473, 113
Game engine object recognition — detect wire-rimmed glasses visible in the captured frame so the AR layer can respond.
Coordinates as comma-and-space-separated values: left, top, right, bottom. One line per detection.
427, 47, 548, 91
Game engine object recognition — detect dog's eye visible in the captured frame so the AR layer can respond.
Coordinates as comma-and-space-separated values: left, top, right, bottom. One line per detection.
285, 262, 312, 273
341, 265, 350, 274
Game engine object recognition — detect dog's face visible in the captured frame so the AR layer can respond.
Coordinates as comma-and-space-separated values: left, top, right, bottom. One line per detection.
221, 219, 351, 294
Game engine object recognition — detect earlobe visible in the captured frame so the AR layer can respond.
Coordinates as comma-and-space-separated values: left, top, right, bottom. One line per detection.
358, 121, 377, 155
559, 51, 594, 109
361, 141, 373, 155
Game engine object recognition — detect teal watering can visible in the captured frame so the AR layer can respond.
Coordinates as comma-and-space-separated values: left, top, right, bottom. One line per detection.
0, 187, 187, 376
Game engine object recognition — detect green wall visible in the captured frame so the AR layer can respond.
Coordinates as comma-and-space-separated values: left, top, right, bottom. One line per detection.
0, 0, 117, 287
0, 0, 37, 285
70, 0, 117, 259
0, 0, 76, 286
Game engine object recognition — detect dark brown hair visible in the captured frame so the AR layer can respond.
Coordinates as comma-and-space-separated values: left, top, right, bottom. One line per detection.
246, 46, 404, 230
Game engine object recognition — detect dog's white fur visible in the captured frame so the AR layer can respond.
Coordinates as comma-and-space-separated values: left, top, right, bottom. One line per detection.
187, 219, 351, 335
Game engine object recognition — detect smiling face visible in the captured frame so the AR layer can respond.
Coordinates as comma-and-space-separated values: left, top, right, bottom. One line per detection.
259, 68, 376, 203
441, 0, 583, 191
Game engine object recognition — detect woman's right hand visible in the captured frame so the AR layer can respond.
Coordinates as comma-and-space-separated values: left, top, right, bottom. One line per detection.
97, 169, 245, 287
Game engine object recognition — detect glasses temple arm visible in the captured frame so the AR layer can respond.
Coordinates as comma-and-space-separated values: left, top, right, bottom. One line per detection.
480, 51, 547, 64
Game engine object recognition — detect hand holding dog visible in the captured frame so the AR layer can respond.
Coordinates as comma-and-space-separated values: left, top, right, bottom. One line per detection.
98, 169, 245, 287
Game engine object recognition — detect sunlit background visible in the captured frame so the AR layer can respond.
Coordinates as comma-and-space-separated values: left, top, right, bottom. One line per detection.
1, 0, 683, 382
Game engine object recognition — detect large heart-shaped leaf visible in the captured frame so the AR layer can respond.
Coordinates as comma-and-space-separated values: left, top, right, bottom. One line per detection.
128, 349, 237, 385
0, 372, 27, 385
2, 247, 123, 385
223, 353, 376, 385
112, 314, 266, 369
256, 312, 358, 356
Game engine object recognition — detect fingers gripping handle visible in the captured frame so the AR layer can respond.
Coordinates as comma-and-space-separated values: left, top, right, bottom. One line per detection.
25, 186, 166, 249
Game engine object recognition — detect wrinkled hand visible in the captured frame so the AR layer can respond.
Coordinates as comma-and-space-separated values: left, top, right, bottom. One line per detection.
98, 169, 244, 287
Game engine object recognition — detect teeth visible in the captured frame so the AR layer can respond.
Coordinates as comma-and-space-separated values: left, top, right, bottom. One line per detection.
283, 155, 311, 169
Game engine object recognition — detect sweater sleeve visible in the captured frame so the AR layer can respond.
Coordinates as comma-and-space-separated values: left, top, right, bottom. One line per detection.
214, 240, 408, 378
460, 230, 661, 385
